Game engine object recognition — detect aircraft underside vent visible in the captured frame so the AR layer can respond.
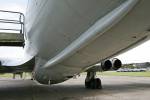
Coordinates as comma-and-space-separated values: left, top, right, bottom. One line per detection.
0, 10, 25, 47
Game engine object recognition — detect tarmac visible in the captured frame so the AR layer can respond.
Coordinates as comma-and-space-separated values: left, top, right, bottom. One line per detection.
0, 75, 150, 100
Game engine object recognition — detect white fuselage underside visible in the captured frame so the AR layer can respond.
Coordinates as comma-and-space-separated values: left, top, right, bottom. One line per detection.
24, 0, 150, 84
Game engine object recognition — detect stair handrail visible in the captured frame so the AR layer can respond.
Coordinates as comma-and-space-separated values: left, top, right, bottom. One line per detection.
0, 10, 25, 34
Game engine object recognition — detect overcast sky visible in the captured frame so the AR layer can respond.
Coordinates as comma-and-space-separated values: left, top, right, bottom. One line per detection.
0, 0, 27, 13
0, 0, 150, 64
0, 0, 27, 60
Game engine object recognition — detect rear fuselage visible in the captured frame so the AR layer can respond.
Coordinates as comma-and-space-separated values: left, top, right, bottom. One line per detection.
25, 0, 150, 84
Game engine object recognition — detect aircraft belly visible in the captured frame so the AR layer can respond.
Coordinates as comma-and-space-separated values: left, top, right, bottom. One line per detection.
62, 0, 150, 69
26, 0, 150, 84
25, 0, 125, 59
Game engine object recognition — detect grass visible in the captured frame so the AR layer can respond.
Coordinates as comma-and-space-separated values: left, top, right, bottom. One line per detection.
0, 73, 31, 79
0, 71, 150, 79
97, 71, 150, 77
0, 74, 13, 78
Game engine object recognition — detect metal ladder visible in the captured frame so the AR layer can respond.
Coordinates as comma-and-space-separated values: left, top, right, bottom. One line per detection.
0, 10, 25, 47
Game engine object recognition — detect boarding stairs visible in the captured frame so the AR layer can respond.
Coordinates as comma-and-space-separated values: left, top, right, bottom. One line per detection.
0, 10, 25, 47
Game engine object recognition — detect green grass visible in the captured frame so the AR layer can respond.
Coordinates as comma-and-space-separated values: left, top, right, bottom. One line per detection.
0, 73, 31, 78
0, 74, 13, 78
97, 71, 150, 77
0, 71, 150, 79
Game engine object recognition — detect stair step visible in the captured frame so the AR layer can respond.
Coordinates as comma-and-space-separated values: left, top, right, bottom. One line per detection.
0, 33, 24, 46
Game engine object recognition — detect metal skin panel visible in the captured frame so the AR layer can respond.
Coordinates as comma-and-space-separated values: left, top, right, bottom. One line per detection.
24, 0, 150, 84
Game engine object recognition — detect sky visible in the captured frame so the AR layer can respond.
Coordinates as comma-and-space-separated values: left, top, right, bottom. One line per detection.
0, 0, 27, 59
0, 0, 27, 13
0, 0, 150, 64
116, 40, 150, 64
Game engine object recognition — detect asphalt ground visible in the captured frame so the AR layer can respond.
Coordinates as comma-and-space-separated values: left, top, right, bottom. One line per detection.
0, 75, 150, 100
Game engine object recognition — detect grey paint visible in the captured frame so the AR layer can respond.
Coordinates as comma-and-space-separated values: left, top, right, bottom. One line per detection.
24, 0, 150, 84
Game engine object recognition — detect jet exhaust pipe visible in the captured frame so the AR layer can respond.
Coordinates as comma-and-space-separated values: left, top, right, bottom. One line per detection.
101, 60, 112, 71
111, 58, 122, 70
